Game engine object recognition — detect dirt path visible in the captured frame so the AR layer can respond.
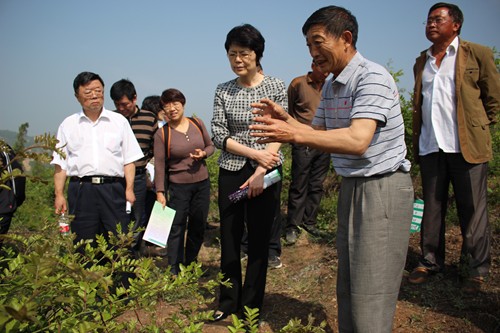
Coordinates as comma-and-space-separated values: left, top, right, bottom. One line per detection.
198, 225, 499, 332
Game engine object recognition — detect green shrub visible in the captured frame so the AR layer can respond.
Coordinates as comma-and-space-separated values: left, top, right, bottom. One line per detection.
0, 222, 222, 332
11, 167, 54, 231
0, 220, 328, 332
206, 150, 220, 223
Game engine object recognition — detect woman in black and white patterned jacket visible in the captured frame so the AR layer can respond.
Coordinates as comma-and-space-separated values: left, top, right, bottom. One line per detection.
210, 24, 287, 322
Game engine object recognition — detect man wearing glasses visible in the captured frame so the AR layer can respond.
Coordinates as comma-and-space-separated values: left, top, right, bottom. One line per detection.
52, 72, 143, 249
409, 2, 500, 292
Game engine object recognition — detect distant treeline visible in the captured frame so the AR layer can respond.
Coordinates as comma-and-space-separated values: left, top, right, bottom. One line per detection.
0, 129, 35, 147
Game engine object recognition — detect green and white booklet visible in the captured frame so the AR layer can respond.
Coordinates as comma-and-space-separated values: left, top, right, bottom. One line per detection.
411, 199, 424, 233
143, 201, 176, 248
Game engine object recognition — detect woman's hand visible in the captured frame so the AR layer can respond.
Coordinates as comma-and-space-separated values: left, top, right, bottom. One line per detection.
156, 192, 167, 209
252, 149, 280, 169
240, 168, 266, 199
190, 148, 207, 161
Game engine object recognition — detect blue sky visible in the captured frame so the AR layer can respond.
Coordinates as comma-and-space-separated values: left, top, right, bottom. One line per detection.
1, 0, 499, 136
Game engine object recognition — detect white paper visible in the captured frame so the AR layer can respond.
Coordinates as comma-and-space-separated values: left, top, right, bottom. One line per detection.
143, 201, 176, 248
146, 162, 155, 182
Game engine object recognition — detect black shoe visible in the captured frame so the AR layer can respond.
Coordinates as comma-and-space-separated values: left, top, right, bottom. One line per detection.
212, 310, 229, 322
302, 224, 324, 237
285, 229, 298, 244
268, 255, 282, 269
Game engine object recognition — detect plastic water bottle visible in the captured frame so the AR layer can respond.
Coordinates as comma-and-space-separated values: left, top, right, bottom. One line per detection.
58, 213, 70, 236
262, 169, 281, 189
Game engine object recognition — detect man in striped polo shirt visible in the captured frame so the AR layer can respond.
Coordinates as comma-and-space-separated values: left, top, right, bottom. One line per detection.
111, 79, 158, 255
250, 6, 414, 332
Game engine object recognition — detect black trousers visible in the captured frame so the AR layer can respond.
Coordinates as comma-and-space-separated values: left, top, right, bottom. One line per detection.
131, 173, 148, 250
68, 179, 131, 246
0, 212, 14, 248
218, 163, 281, 314
286, 144, 330, 230
0, 213, 13, 235
68, 179, 133, 288
240, 178, 282, 257
418, 151, 491, 277
166, 179, 210, 274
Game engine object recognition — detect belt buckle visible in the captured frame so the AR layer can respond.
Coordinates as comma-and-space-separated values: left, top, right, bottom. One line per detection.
91, 177, 104, 184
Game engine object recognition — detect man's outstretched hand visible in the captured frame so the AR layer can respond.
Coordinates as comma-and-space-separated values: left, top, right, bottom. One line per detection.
250, 116, 295, 144
250, 98, 289, 121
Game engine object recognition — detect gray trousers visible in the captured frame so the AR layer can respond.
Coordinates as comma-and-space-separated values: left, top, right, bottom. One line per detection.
336, 171, 413, 333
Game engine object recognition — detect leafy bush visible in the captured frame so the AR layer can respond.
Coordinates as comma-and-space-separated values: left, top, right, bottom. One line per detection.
0, 222, 222, 332
2, 133, 61, 231
12, 164, 54, 231
206, 150, 220, 224
0, 221, 328, 332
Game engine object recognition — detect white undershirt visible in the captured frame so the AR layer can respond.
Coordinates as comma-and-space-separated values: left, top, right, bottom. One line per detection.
420, 36, 460, 156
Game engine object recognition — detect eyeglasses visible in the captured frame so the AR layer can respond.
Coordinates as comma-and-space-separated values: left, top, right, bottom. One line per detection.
81, 89, 103, 98
162, 101, 183, 110
227, 50, 254, 60
424, 17, 448, 26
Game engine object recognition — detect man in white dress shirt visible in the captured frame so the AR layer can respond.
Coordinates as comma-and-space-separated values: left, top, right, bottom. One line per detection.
409, 2, 500, 293
52, 71, 143, 246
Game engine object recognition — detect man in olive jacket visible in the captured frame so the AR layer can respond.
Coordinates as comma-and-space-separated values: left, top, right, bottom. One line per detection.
409, 2, 500, 292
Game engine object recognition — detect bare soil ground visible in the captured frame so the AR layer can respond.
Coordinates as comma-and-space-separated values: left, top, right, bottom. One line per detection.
196, 223, 499, 333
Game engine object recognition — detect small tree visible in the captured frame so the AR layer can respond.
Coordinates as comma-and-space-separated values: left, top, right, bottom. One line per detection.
12, 123, 29, 154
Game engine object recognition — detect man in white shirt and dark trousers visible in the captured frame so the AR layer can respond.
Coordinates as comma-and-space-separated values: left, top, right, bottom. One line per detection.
409, 2, 500, 293
52, 71, 143, 249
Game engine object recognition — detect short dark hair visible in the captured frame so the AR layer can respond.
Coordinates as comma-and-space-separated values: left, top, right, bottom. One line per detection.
110, 79, 137, 101
302, 6, 358, 49
73, 72, 104, 93
224, 24, 265, 67
160, 88, 186, 106
429, 2, 463, 34
141, 95, 162, 114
